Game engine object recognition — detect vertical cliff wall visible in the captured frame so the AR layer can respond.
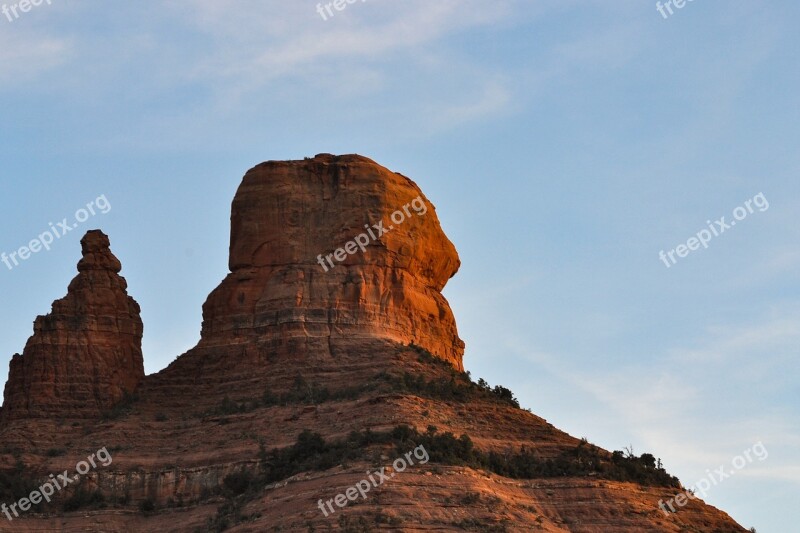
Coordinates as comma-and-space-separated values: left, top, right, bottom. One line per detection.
196, 153, 465, 370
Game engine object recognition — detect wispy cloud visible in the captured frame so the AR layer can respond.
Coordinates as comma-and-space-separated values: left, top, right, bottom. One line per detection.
0, 31, 72, 83
503, 305, 800, 488
173, 0, 517, 88
427, 80, 511, 131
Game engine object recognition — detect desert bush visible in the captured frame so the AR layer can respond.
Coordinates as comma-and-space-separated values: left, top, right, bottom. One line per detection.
63, 488, 105, 512
101, 392, 138, 420
223, 469, 254, 496
138, 498, 156, 513
0, 461, 38, 501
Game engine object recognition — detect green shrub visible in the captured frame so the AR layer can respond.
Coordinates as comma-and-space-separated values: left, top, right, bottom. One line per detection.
338, 515, 372, 533
0, 461, 38, 502
381, 345, 522, 409
63, 488, 105, 512
202, 377, 377, 418
138, 498, 156, 513
204, 423, 679, 532
223, 470, 254, 496
461, 492, 481, 504
101, 392, 138, 420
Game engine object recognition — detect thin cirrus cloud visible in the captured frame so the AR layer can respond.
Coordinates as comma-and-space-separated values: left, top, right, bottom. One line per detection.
0, 0, 526, 149
669, 312, 800, 365
0, 31, 72, 84
160, 0, 525, 131
510, 340, 800, 497
173, 0, 519, 82
0, 0, 520, 94
426, 80, 512, 131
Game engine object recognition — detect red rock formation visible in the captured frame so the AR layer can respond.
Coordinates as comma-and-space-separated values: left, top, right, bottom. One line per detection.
0, 156, 749, 533
0, 230, 144, 422
193, 153, 464, 370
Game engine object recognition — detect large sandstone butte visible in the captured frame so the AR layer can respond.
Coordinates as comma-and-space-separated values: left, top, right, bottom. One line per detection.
145, 154, 465, 401
0, 155, 750, 532
0, 230, 144, 423
199, 153, 464, 369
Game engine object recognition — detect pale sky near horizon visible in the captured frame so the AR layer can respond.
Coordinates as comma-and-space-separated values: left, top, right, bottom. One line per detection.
1, 1, 798, 531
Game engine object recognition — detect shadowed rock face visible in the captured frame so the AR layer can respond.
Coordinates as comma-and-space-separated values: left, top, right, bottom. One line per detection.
197, 153, 465, 370
0, 230, 144, 422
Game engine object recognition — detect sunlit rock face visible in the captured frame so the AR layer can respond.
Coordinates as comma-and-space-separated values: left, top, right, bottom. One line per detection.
197, 153, 465, 370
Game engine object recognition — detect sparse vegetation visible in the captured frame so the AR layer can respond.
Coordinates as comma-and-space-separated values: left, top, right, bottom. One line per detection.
101, 392, 138, 420
201, 376, 377, 418
200, 344, 524, 419
374, 511, 402, 525
378, 370, 520, 408
0, 460, 38, 502
202, 422, 679, 531
196, 354, 679, 530
337, 515, 372, 532
138, 498, 156, 513
461, 492, 482, 504
63, 487, 106, 512
387, 426, 677, 487
2, 343, 679, 530
399, 344, 521, 408
223, 469, 255, 496
452, 518, 510, 532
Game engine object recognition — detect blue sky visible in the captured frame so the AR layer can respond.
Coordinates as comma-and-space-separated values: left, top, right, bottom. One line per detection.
1, 1, 797, 530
